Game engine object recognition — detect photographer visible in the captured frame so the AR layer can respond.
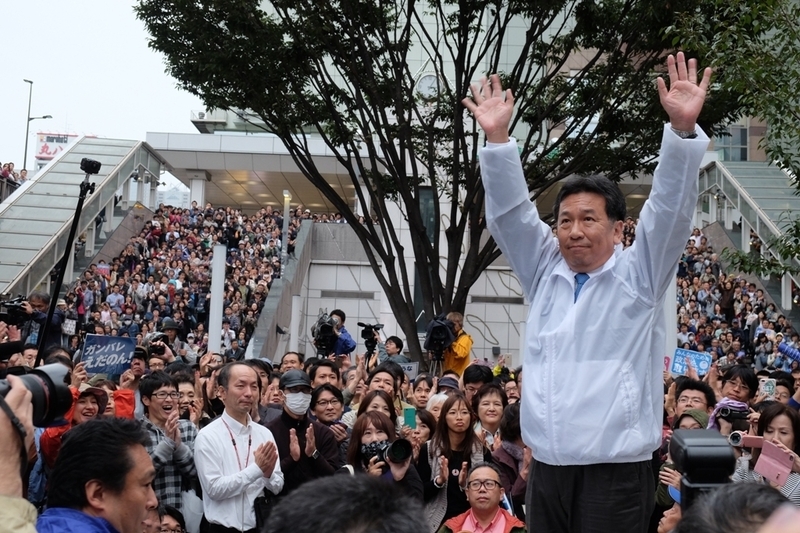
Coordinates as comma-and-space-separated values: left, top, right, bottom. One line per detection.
0, 374, 37, 532
330, 309, 356, 356
20, 291, 65, 349
377, 334, 410, 365
340, 411, 423, 501
442, 312, 473, 378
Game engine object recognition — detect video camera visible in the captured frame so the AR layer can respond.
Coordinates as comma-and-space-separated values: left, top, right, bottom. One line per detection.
669, 429, 736, 511
311, 310, 339, 357
0, 295, 28, 326
357, 322, 383, 362
0, 364, 72, 426
424, 314, 455, 361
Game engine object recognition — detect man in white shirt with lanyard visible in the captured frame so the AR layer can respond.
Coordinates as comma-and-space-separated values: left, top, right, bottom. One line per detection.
195, 362, 284, 533
463, 53, 712, 532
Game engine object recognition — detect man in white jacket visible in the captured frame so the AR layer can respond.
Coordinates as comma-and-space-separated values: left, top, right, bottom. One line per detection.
463, 53, 712, 532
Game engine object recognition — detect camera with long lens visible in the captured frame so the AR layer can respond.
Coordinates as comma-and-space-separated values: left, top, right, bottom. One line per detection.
0, 364, 73, 427
311, 311, 339, 357
362, 438, 413, 465
0, 295, 28, 326
424, 314, 455, 361
358, 322, 383, 360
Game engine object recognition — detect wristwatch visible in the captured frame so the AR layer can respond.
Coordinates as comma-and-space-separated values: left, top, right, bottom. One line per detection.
670, 126, 698, 139
311, 449, 320, 459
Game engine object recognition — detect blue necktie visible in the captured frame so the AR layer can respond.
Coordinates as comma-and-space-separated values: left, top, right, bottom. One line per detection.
574, 273, 590, 302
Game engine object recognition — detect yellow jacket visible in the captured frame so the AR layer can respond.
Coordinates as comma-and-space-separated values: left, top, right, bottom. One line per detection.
443, 330, 473, 377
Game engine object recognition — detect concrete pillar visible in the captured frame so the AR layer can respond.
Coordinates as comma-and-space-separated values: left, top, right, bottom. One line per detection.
85, 224, 96, 256
782, 274, 793, 311
103, 203, 114, 234
121, 179, 131, 210
207, 244, 227, 356
741, 221, 750, 253
149, 184, 158, 210
724, 204, 734, 230
135, 179, 145, 206
190, 178, 205, 207
289, 294, 302, 354
708, 195, 718, 224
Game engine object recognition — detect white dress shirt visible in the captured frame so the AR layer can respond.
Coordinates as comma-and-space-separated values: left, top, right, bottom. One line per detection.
481, 125, 709, 466
195, 410, 284, 530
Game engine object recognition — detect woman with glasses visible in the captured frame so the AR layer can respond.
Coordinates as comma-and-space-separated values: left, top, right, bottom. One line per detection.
140, 371, 199, 512
160, 504, 187, 533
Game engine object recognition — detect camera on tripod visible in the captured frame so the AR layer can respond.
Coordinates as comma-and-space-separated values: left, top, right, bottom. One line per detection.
424, 314, 455, 362
311, 310, 339, 357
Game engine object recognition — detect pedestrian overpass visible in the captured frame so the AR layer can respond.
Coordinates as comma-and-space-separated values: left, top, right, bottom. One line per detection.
0, 136, 165, 297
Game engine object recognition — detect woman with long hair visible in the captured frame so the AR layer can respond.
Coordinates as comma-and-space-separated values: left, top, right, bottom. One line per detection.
340, 411, 423, 500
732, 403, 800, 505
416, 393, 492, 532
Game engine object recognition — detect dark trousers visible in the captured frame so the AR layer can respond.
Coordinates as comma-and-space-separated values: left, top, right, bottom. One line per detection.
526, 459, 654, 533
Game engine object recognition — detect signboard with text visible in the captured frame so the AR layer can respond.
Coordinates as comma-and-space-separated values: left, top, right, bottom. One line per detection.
82, 334, 136, 376
399, 362, 419, 380
670, 348, 712, 376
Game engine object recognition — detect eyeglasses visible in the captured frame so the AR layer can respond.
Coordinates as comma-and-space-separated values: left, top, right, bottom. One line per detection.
152, 391, 180, 400
677, 396, 706, 406
467, 479, 500, 491
160, 528, 185, 533
315, 399, 341, 408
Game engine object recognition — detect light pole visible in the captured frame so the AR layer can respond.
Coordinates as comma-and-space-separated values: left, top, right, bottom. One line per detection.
22, 79, 52, 171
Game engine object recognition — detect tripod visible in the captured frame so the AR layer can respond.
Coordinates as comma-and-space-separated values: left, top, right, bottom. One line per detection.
34, 159, 99, 366
429, 350, 444, 377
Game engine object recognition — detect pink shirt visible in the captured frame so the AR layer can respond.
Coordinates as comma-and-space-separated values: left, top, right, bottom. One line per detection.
462, 508, 506, 533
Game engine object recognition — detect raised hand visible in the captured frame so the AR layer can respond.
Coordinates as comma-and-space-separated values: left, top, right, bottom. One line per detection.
254, 441, 279, 477
657, 52, 712, 132
165, 410, 181, 446
436, 456, 449, 486
289, 429, 301, 461
304, 425, 316, 457
457, 461, 469, 489
366, 456, 385, 477
462, 74, 515, 144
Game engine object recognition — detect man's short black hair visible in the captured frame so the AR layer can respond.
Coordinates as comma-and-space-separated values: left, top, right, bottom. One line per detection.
308, 359, 340, 382
463, 364, 494, 386
676, 379, 717, 410
47, 418, 151, 509
674, 483, 787, 533
139, 370, 177, 398
553, 174, 627, 223
264, 473, 426, 533
466, 461, 504, 481
370, 361, 404, 392
385, 335, 404, 351
330, 309, 346, 323
310, 383, 344, 408
281, 351, 305, 365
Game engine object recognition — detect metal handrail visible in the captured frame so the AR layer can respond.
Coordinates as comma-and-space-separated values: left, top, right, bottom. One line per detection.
699, 160, 800, 296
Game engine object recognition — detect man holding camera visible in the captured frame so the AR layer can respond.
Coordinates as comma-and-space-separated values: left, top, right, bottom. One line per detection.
463, 53, 712, 532
20, 291, 64, 349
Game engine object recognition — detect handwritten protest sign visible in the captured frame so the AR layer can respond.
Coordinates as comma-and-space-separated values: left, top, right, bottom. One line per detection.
670, 348, 712, 377
399, 362, 419, 380
82, 334, 136, 375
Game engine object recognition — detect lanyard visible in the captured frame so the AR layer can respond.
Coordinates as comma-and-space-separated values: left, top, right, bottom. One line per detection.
221, 419, 252, 471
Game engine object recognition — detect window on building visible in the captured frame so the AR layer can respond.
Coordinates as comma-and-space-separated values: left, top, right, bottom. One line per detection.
714, 125, 748, 161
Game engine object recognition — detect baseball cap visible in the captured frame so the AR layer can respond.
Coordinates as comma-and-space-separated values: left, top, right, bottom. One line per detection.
280, 369, 312, 390
78, 383, 109, 414
437, 376, 460, 391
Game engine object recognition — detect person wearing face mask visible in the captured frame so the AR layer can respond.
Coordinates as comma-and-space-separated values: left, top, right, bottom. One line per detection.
267, 369, 342, 498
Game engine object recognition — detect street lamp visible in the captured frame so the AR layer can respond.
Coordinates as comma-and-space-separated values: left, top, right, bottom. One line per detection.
23, 79, 52, 171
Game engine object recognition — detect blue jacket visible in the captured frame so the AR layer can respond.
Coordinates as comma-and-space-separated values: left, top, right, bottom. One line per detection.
333, 326, 357, 355
37, 507, 119, 533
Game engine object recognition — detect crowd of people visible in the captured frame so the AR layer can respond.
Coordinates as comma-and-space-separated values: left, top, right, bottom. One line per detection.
1, 160, 28, 202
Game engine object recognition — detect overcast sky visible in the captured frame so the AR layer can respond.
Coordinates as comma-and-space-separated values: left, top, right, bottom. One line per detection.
0, 1, 203, 185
